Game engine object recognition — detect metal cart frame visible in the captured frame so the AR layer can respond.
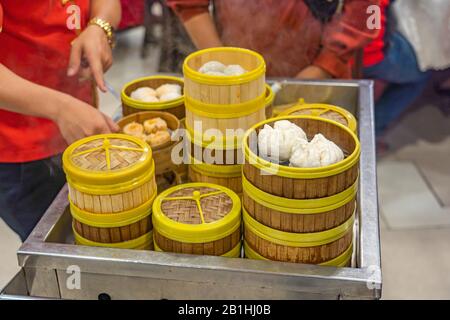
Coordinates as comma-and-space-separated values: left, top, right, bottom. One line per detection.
1, 79, 381, 300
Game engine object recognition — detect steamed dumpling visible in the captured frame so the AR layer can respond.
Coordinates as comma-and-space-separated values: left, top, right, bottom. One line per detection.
289, 133, 344, 168
155, 84, 182, 97
130, 87, 157, 101
309, 133, 344, 166
257, 122, 307, 162
159, 92, 182, 102
198, 61, 226, 74
223, 64, 247, 76
273, 120, 307, 142
289, 140, 321, 168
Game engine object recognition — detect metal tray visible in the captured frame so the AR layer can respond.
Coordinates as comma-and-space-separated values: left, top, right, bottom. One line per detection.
1, 79, 381, 300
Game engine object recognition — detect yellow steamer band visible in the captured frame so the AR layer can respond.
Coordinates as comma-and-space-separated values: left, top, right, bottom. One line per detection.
243, 115, 361, 179
244, 241, 353, 267
242, 174, 358, 214
154, 239, 242, 258
243, 208, 355, 247
74, 228, 153, 250
152, 183, 241, 243
280, 103, 358, 133
69, 192, 156, 228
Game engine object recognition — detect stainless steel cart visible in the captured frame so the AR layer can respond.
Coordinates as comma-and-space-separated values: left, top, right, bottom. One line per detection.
1, 79, 381, 300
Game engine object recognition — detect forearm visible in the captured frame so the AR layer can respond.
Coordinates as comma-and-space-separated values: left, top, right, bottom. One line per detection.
0, 64, 67, 121
90, 0, 122, 28
183, 12, 222, 49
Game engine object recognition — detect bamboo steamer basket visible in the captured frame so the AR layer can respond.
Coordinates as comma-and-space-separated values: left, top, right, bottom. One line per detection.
121, 76, 185, 119
117, 111, 181, 175
243, 208, 354, 264
188, 158, 243, 195
243, 115, 360, 199
183, 47, 266, 105
184, 92, 266, 151
152, 183, 242, 257
242, 173, 357, 233
243, 240, 352, 267
62, 134, 157, 243
74, 229, 154, 250
279, 103, 357, 133
265, 84, 275, 119
70, 192, 154, 243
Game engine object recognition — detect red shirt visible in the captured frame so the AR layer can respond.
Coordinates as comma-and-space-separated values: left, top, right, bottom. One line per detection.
363, 0, 389, 67
0, 0, 93, 163
167, 0, 380, 78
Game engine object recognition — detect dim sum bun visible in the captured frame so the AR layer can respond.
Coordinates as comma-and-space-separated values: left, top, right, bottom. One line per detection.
143, 117, 168, 134
123, 122, 145, 138
198, 61, 226, 74
145, 130, 171, 147
130, 87, 157, 101
155, 84, 182, 97
223, 64, 247, 76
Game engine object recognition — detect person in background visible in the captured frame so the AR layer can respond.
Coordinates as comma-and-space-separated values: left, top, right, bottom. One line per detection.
0, 0, 121, 241
167, 0, 380, 79
362, 0, 431, 139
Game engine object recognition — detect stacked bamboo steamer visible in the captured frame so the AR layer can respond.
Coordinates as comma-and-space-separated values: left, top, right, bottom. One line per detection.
63, 134, 157, 250
242, 115, 360, 266
152, 183, 242, 257
121, 75, 185, 119
183, 47, 267, 195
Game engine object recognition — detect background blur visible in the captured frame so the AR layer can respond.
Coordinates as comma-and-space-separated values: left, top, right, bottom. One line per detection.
1, 0, 450, 299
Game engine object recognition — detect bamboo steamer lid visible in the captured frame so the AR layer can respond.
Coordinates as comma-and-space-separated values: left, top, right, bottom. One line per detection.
63, 133, 154, 187
280, 103, 357, 133
152, 183, 241, 244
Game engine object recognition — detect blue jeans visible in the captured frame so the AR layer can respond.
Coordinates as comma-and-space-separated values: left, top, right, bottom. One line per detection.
363, 31, 431, 135
0, 155, 66, 241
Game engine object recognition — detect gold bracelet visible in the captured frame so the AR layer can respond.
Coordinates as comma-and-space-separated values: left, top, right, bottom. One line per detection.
88, 17, 116, 48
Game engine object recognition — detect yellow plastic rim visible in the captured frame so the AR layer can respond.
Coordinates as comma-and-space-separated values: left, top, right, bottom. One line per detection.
242, 174, 357, 213
185, 93, 265, 118
121, 75, 184, 110
243, 115, 361, 179
154, 239, 242, 258
63, 134, 153, 186
152, 183, 241, 243
265, 84, 274, 108
185, 124, 244, 150
243, 241, 352, 267
243, 208, 354, 247
66, 160, 155, 195
190, 156, 242, 178
280, 103, 357, 133
73, 228, 153, 249
69, 192, 156, 228
183, 47, 266, 85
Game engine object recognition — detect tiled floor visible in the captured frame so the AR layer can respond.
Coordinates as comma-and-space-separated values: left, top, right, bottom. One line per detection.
1, 27, 449, 299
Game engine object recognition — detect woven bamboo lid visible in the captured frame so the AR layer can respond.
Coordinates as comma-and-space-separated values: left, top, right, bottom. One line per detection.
280, 103, 357, 133
63, 133, 153, 185
152, 183, 241, 243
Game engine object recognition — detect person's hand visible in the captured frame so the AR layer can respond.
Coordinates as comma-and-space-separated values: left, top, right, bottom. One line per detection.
296, 65, 332, 80
53, 93, 119, 145
67, 25, 113, 92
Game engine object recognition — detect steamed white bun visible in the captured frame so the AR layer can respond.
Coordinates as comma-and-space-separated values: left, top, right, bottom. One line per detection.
223, 64, 247, 76
130, 87, 157, 101
159, 92, 182, 102
198, 61, 226, 74
155, 84, 182, 97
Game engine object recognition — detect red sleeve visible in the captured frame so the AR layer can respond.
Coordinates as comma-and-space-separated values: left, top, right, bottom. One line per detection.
313, 0, 381, 78
0, 4, 3, 33
165, 0, 210, 22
